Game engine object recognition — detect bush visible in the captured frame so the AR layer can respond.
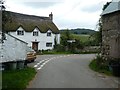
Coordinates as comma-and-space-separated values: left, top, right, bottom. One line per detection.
95, 54, 109, 70
54, 44, 65, 52
89, 54, 120, 76
89, 58, 112, 76
89, 54, 120, 77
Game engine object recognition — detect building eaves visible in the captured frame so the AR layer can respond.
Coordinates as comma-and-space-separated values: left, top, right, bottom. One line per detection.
101, 1, 120, 16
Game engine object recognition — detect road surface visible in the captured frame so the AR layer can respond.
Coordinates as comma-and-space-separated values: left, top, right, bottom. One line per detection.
27, 54, 119, 88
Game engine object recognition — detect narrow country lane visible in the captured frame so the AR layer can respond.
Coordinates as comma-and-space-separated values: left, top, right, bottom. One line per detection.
27, 54, 119, 88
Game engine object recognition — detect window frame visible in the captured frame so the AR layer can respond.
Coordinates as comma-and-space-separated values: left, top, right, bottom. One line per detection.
33, 31, 39, 36
17, 30, 24, 35
46, 42, 52, 47
47, 32, 52, 37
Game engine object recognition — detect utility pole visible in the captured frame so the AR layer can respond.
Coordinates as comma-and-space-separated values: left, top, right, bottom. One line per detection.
0, 0, 5, 72
0, 0, 3, 63
0, 0, 5, 64
0, 1, 3, 90
0, 1, 6, 88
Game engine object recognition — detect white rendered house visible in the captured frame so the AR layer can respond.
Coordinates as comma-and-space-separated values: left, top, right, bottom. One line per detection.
3, 11, 60, 51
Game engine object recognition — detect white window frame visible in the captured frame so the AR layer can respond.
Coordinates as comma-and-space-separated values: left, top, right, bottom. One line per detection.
47, 32, 52, 37
17, 30, 24, 35
33, 31, 39, 36
17, 26, 24, 36
46, 42, 52, 47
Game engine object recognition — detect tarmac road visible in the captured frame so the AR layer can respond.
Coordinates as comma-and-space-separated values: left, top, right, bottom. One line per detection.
27, 54, 119, 88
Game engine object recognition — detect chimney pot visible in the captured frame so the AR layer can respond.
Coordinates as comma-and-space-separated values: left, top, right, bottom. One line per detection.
49, 12, 53, 21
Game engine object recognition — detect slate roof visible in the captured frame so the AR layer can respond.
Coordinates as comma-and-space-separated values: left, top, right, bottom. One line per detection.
101, 0, 120, 16
2, 11, 59, 34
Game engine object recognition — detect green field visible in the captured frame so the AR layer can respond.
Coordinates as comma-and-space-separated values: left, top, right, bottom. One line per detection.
71, 34, 90, 43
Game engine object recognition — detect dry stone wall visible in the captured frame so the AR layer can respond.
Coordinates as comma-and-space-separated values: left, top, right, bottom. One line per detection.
102, 11, 120, 60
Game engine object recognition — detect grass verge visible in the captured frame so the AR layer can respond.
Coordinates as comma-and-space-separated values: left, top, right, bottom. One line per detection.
89, 59, 112, 76
37, 50, 98, 55
37, 51, 74, 55
2, 67, 36, 90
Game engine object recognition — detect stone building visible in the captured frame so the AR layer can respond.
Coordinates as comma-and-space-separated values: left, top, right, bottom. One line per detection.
101, 1, 120, 60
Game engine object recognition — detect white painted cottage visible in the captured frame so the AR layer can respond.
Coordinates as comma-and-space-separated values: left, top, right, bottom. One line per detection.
3, 11, 60, 51
0, 32, 28, 70
0, 33, 28, 63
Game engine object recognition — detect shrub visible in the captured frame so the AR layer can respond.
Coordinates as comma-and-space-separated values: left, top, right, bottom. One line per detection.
54, 44, 65, 52
95, 54, 109, 70
89, 54, 112, 75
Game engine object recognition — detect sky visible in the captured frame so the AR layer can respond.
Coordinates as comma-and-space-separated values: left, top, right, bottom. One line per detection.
5, 0, 112, 30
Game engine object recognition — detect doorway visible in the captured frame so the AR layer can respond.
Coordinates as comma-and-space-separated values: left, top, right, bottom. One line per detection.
32, 42, 39, 51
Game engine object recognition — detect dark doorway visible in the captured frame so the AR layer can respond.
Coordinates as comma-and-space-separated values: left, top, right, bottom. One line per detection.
32, 42, 39, 51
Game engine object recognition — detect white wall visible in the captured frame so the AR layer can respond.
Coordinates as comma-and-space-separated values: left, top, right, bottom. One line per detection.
56, 34, 60, 44
9, 27, 60, 50
0, 33, 27, 63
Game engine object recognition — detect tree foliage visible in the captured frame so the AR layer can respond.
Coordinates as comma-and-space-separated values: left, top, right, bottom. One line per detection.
88, 19, 102, 46
102, 2, 111, 11
57, 29, 84, 53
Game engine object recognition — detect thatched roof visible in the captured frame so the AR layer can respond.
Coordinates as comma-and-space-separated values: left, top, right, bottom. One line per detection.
2, 11, 59, 34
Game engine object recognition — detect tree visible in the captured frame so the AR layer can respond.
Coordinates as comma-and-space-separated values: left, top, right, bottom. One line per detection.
60, 29, 72, 46
60, 29, 84, 53
88, 18, 102, 46
98, 18, 102, 46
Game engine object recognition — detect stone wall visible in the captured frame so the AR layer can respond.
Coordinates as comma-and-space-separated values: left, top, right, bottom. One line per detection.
102, 11, 120, 60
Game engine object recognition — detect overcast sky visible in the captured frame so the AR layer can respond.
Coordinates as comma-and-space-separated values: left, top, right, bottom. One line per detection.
5, 0, 112, 30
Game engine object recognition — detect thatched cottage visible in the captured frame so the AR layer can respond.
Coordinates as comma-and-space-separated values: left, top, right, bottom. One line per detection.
101, 1, 120, 60
2, 11, 60, 51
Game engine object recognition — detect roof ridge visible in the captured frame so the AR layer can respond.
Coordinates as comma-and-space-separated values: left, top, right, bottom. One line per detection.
6, 10, 50, 20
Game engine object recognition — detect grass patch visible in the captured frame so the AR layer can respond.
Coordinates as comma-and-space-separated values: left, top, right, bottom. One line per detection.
89, 59, 112, 76
2, 67, 36, 90
37, 50, 98, 55
37, 51, 74, 55
79, 51, 98, 54
71, 34, 90, 43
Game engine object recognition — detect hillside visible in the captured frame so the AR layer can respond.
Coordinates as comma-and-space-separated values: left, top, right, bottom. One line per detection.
60, 28, 96, 35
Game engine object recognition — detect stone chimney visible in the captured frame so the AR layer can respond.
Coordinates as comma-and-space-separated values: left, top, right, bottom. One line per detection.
49, 12, 53, 21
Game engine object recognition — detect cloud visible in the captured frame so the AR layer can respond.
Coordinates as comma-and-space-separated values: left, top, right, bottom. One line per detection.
113, 0, 120, 2
81, 3, 103, 13
21, 2, 60, 8
5, 0, 112, 30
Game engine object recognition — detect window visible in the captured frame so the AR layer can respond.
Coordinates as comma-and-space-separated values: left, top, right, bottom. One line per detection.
17, 30, 24, 35
47, 32, 51, 36
46, 43, 52, 47
33, 31, 39, 36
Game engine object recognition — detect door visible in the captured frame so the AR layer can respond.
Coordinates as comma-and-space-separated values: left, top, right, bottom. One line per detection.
32, 42, 39, 51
